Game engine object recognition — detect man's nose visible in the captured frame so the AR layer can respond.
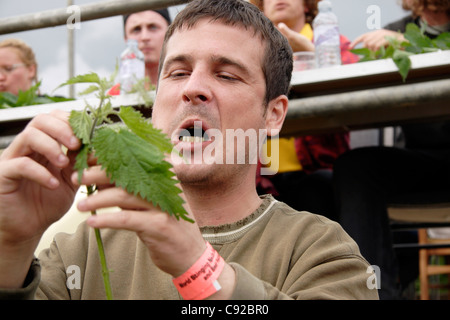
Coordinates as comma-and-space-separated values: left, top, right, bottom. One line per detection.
182, 70, 212, 105
139, 28, 152, 41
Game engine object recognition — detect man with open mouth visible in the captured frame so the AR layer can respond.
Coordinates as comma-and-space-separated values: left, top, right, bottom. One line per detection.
0, 0, 378, 300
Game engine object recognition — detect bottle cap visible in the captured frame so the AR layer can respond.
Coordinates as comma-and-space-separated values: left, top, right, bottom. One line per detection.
318, 0, 332, 12
126, 39, 138, 46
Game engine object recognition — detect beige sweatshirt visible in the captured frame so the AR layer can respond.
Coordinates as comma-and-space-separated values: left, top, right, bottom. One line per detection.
1, 195, 379, 300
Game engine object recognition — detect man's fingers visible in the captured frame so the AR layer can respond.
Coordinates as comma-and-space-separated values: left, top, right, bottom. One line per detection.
350, 34, 365, 49
0, 158, 60, 193
2, 113, 80, 166
29, 112, 80, 151
71, 165, 114, 187
77, 186, 152, 212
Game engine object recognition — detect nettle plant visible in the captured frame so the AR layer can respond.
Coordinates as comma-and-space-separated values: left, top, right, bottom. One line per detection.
0, 81, 73, 109
351, 23, 450, 82
58, 72, 193, 299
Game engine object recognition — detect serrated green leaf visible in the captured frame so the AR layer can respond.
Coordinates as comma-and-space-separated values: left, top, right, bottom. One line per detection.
0, 81, 73, 108
393, 50, 412, 82
92, 126, 191, 221
42, 95, 74, 103
432, 32, 450, 50
378, 45, 386, 58
98, 101, 114, 124
78, 84, 100, 96
118, 106, 173, 154
74, 144, 90, 184
404, 23, 433, 49
15, 81, 41, 106
0, 91, 18, 107
384, 45, 395, 58
55, 72, 101, 92
69, 109, 93, 144
350, 47, 372, 58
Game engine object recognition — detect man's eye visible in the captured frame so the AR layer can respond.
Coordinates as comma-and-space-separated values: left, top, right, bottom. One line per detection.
217, 73, 238, 81
170, 70, 190, 78
131, 27, 141, 33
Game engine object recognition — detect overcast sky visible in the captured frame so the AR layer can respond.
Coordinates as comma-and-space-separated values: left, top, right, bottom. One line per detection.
0, 0, 408, 98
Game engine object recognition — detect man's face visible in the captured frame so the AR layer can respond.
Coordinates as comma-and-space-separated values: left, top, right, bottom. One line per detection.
124, 11, 168, 66
152, 19, 268, 185
262, 0, 307, 25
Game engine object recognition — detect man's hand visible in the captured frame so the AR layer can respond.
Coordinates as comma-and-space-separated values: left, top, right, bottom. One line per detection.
73, 166, 236, 299
0, 110, 80, 288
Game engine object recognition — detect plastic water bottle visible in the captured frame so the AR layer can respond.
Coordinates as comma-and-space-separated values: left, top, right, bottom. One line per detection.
119, 39, 145, 94
313, 0, 341, 68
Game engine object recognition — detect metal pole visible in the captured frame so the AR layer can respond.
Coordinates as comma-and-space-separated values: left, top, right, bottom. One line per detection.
280, 78, 450, 137
287, 78, 450, 119
0, 0, 188, 35
68, 0, 75, 98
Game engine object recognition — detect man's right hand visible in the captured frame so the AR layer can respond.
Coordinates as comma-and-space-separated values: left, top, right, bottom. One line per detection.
0, 110, 80, 288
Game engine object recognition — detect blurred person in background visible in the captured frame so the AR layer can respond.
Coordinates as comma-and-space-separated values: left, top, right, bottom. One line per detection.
250, 0, 357, 222
0, 38, 38, 95
109, 9, 171, 94
350, 0, 450, 51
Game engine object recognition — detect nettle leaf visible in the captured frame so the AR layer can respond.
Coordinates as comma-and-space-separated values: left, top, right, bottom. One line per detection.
393, 50, 413, 82
118, 106, 173, 154
78, 84, 100, 96
70, 110, 95, 183
16, 81, 40, 106
92, 125, 191, 221
98, 101, 114, 124
404, 23, 433, 49
60, 72, 100, 86
0, 92, 18, 108
69, 109, 93, 144
433, 32, 450, 50
74, 144, 91, 184
0, 81, 73, 109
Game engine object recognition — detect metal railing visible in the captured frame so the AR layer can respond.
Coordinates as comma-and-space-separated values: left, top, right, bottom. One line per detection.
0, 0, 188, 35
0, 0, 188, 98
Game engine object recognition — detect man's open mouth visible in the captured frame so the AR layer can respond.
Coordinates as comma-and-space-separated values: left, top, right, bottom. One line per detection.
178, 121, 211, 143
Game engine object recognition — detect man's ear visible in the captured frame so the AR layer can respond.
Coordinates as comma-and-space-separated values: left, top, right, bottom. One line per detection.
265, 95, 288, 137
